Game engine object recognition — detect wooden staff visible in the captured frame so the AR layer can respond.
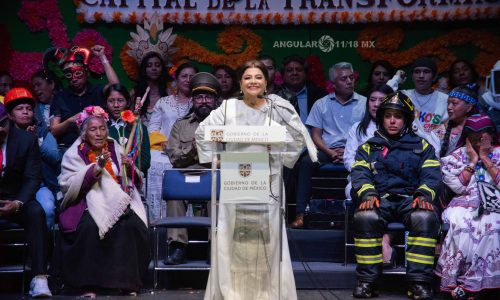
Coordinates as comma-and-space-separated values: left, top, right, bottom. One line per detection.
125, 87, 150, 154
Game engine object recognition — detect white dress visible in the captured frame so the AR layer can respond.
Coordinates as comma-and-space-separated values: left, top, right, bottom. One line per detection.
436, 146, 500, 292
147, 95, 193, 139
195, 96, 316, 300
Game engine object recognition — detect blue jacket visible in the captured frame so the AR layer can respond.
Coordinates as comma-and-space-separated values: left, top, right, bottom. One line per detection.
351, 131, 442, 203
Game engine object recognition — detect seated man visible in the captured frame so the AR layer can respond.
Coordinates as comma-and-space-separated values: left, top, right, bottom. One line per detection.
292, 62, 366, 228
351, 92, 441, 299
164, 72, 220, 264
0, 102, 51, 297
4, 87, 59, 229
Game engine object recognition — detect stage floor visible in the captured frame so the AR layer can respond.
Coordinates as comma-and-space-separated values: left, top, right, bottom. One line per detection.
0, 289, 417, 299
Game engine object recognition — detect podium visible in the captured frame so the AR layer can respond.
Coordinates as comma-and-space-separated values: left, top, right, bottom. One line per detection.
203, 125, 295, 300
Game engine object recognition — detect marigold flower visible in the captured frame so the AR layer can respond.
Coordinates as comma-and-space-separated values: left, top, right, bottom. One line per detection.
121, 110, 136, 123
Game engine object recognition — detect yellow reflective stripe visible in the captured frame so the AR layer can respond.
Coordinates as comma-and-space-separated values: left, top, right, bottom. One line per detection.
356, 254, 383, 264
407, 237, 437, 248
418, 184, 436, 200
406, 252, 435, 265
357, 184, 376, 197
354, 238, 382, 243
361, 143, 370, 155
422, 159, 440, 168
354, 238, 382, 247
353, 160, 370, 169
422, 139, 429, 151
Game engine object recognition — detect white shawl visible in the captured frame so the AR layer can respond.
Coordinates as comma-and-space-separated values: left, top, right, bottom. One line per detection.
59, 137, 148, 239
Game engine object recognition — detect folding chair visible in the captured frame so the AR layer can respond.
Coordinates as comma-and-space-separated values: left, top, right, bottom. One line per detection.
306, 163, 349, 229
150, 168, 219, 289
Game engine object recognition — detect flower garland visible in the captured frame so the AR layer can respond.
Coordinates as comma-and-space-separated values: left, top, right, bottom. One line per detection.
172, 26, 261, 69
75, 8, 499, 25
76, 106, 109, 127
356, 26, 500, 77
18, 0, 69, 48
9, 0, 113, 82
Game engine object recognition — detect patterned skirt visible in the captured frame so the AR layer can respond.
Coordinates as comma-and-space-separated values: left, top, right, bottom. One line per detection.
435, 206, 500, 292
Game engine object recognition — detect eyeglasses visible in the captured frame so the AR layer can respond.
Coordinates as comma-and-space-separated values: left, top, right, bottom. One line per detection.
63, 66, 85, 80
193, 94, 216, 103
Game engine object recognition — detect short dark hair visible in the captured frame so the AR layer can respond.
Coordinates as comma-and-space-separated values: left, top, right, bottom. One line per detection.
448, 59, 479, 89
175, 62, 199, 80
258, 54, 276, 67
368, 60, 395, 85
31, 70, 62, 91
282, 54, 307, 71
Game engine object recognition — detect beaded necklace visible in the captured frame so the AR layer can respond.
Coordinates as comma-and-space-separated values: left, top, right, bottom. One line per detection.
173, 94, 191, 117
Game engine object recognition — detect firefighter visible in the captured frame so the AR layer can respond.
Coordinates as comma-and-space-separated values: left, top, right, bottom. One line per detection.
351, 91, 442, 299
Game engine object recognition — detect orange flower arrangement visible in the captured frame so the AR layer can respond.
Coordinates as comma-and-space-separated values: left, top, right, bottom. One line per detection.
119, 44, 139, 80
120, 110, 136, 124
356, 26, 500, 77
171, 26, 262, 70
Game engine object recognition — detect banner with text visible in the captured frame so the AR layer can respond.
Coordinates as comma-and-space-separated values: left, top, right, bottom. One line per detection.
76, 0, 499, 24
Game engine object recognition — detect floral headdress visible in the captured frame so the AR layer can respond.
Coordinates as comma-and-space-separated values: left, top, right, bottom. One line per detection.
76, 106, 109, 127
126, 13, 177, 66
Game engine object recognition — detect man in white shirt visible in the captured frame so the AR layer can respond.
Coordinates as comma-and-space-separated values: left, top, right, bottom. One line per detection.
387, 57, 448, 152
291, 62, 366, 228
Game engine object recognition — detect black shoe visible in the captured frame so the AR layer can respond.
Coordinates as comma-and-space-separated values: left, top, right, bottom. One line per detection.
408, 283, 433, 300
164, 244, 186, 265
353, 281, 379, 298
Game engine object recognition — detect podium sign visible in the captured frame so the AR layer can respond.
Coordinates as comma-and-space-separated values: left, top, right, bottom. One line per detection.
204, 125, 286, 144
219, 152, 270, 203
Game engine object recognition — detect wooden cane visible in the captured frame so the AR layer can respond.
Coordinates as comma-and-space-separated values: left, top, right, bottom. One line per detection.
125, 87, 150, 154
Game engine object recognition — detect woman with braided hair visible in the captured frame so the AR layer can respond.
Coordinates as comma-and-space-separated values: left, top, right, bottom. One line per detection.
435, 85, 479, 158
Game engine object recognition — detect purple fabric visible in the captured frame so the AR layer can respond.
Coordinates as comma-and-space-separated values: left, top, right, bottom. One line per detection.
59, 197, 87, 233
0, 103, 7, 120
59, 165, 99, 233
464, 113, 495, 132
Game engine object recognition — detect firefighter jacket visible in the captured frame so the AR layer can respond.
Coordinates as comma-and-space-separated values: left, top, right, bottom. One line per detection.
351, 131, 442, 203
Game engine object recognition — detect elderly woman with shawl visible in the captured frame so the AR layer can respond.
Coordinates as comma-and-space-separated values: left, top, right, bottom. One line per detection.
58, 106, 149, 297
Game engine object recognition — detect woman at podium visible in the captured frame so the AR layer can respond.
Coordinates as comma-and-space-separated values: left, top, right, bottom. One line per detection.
195, 60, 317, 300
